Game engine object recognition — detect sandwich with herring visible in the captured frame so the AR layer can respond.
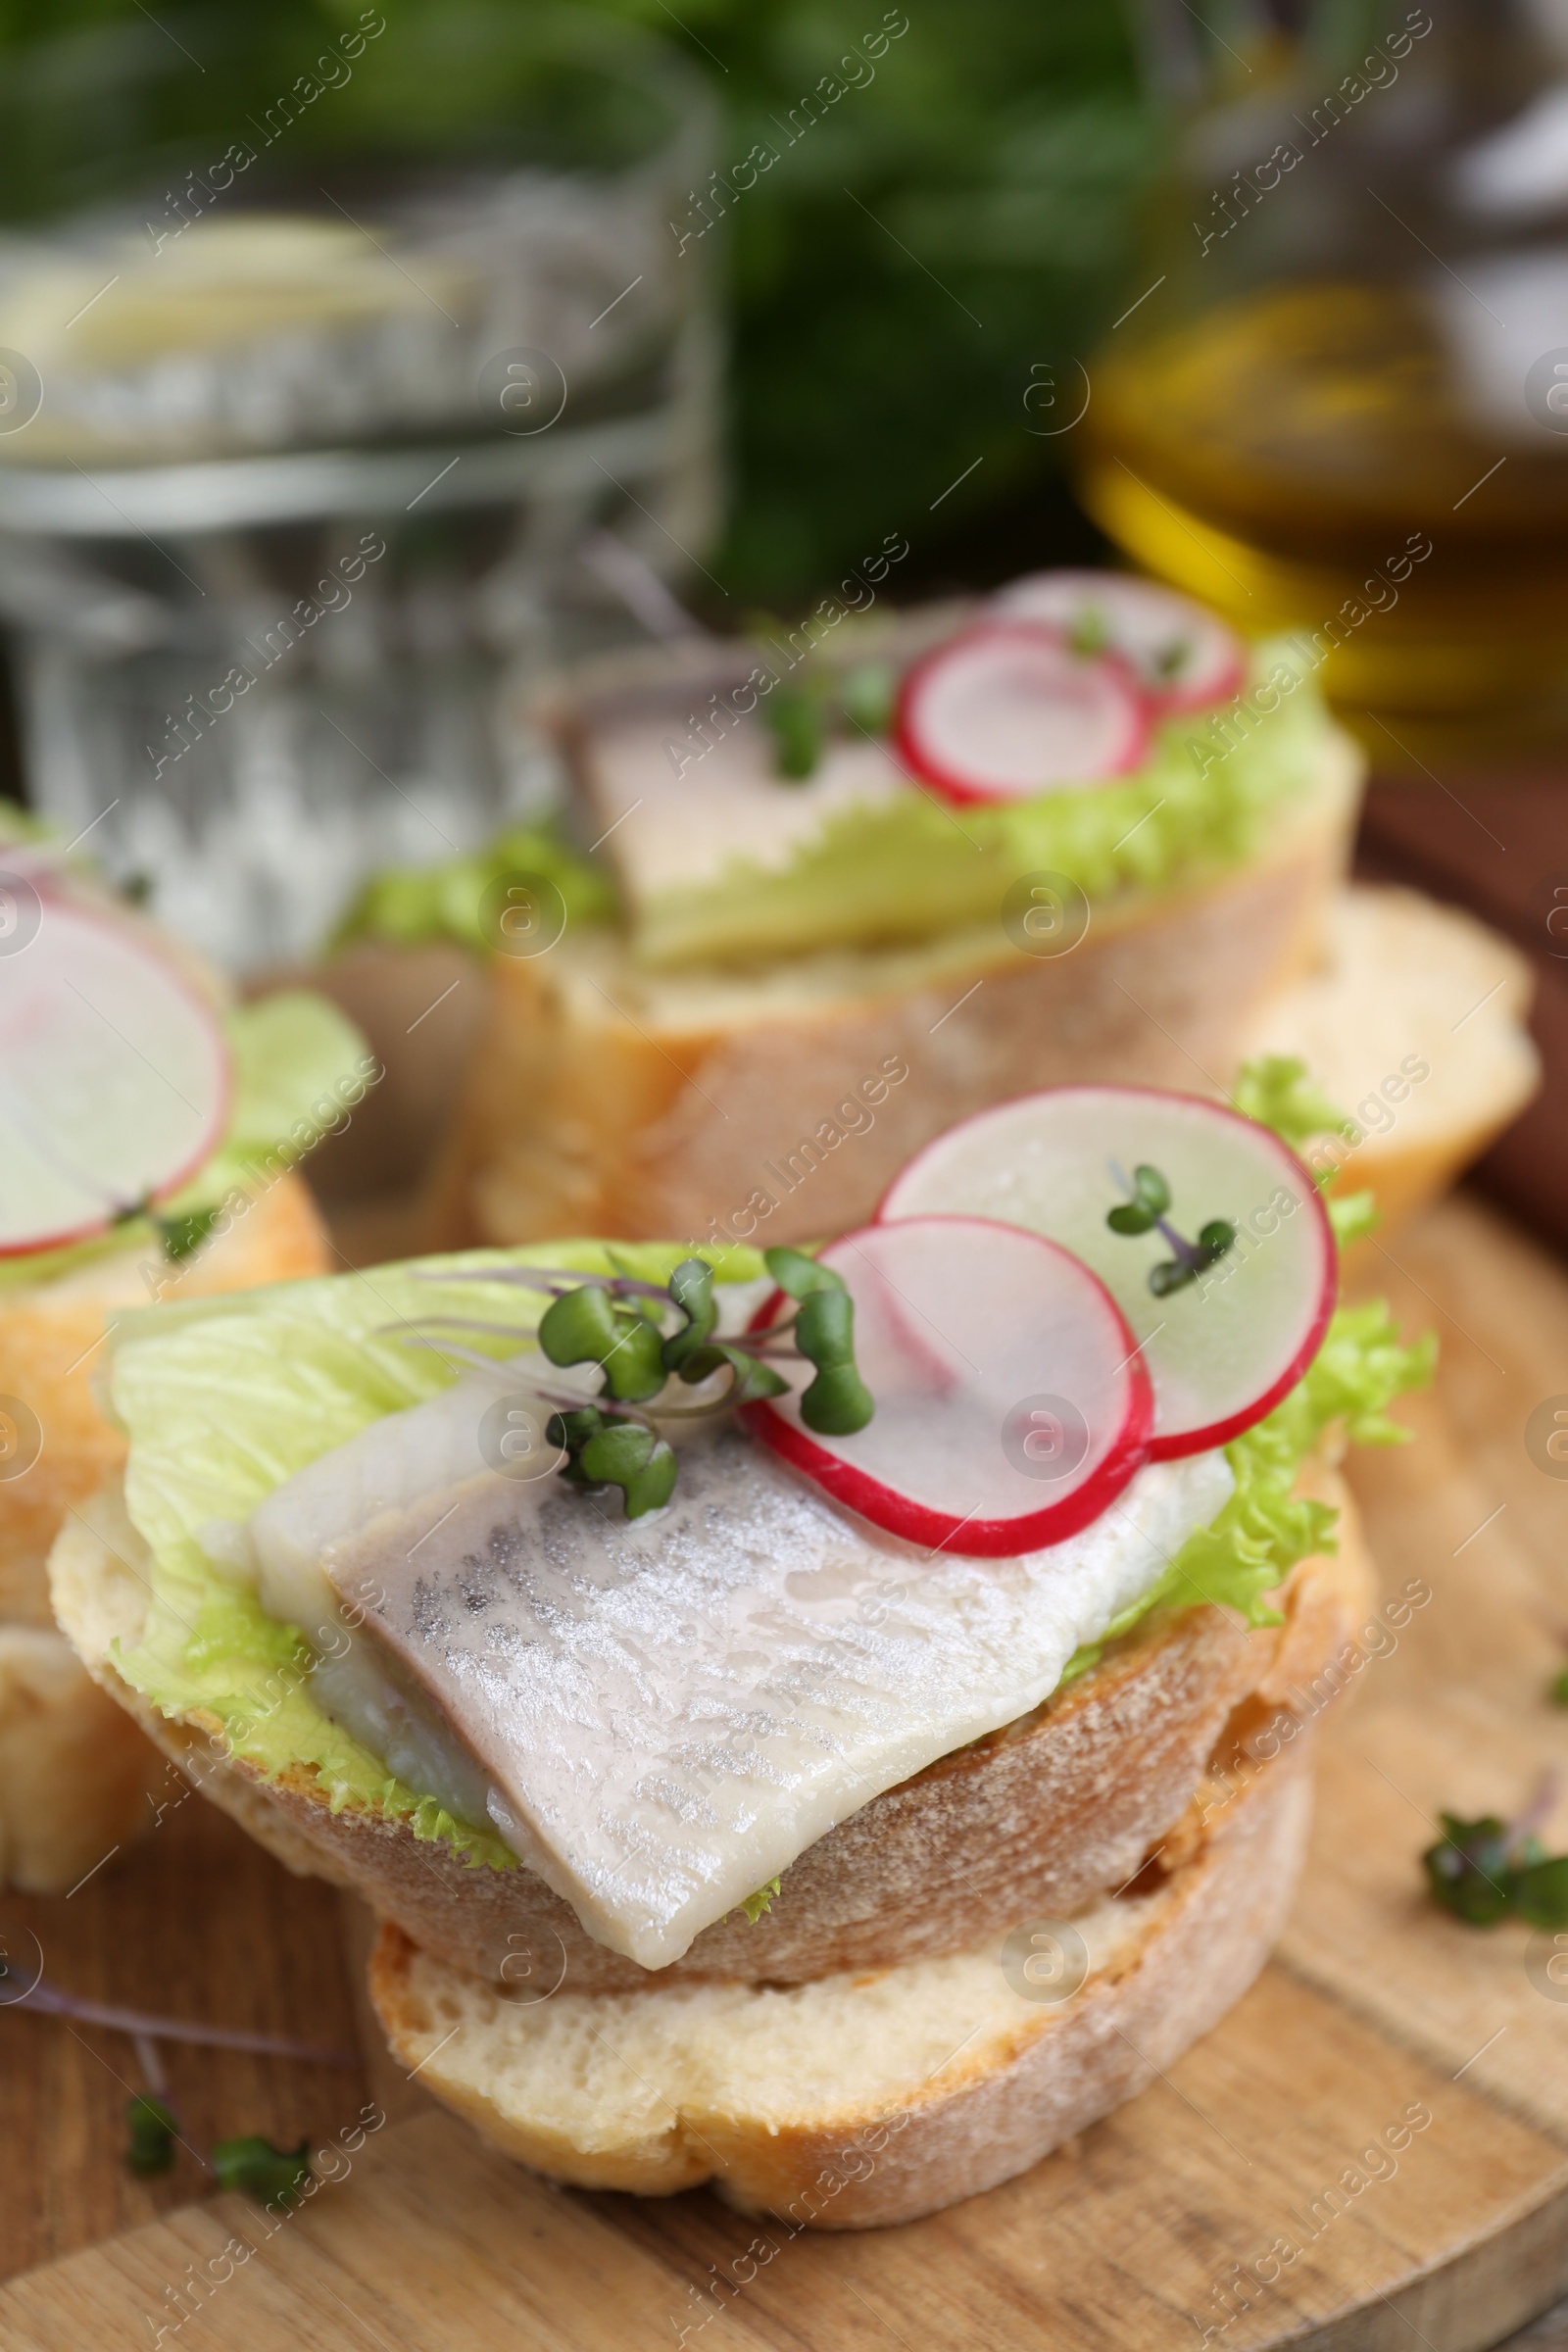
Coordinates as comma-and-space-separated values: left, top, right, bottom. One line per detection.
339, 570, 1367, 1251
53, 1078, 1429, 2224
0, 833, 368, 1890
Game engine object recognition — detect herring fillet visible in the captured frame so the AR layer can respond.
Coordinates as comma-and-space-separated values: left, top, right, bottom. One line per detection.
322, 1424, 1232, 1970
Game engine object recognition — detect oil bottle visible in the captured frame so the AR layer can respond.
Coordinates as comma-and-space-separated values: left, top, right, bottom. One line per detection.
1080, 0, 1568, 759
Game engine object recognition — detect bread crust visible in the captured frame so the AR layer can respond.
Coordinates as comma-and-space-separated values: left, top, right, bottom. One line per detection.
1239, 883, 1541, 1252
367, 1743, 1313, 2227
0, 1173, 329, 1625
50, 1463, 1368, 1987
429, 740, 1360, 1250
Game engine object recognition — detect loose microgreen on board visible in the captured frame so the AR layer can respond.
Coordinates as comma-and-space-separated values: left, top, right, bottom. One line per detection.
1425, 1782, 1568, 1929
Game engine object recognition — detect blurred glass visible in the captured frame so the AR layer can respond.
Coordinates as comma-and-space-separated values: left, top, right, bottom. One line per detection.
0, 6, 717, 967
1081, 0, 1568, 758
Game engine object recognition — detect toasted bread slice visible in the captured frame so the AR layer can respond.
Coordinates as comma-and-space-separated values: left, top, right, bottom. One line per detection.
0, 1172, 330, 1628
368, 1744, 1311, 2227
0, 1625, 163, 1893
426, 736, 1360, 1250
1239, 884, 1539, 1240
49, 1461, 1367, 1985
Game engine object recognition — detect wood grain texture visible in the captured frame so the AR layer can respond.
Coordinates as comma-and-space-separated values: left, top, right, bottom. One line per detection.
0, 1783, 369, 2280
2, 1190, 1567, 2350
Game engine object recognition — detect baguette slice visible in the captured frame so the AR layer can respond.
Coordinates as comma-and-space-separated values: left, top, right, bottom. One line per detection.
0, 1174, 332, 1893
1238, 883, 1540, 1239
49, 1464, 1368, 1990
368, 1746, 1311, 2228
0, 1625, 164, 1894
0, 1171, 330, 1628
426, 737, 1361, 1250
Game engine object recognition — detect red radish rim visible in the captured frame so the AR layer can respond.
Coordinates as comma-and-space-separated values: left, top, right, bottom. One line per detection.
892, 620, 1153, 808
741, 1214, 1154, 1558
875, 1085, 1338, 1462
0, 891, 232, 1260
988, 573, 1247, 716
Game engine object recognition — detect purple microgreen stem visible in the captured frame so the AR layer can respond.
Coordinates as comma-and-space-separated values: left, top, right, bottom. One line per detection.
412, 1264, 673, 1303
395, 1334, 759, 1424
1508, 1767, 1563, 1856
9, 1978, 357, 2065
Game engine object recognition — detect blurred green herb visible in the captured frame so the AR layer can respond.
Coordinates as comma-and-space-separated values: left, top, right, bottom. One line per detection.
212, 2134, 314, 2209
124, 2094, 179, 2178
121, 2103, 315, 2210
752, 638, 898, 781
157, 1205, 222, 1264
1424, 1778, 1568, 1929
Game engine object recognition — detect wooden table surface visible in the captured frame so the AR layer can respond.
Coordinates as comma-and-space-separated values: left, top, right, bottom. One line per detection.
4, 1191, 1568, 2351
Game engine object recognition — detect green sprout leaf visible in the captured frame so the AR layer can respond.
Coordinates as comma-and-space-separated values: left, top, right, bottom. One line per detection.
1424, 1814, 1513, 1926
794, 1286, 874, 1434
157, 1206, 222, 1265
124, 2094, 179, 2178
762, 684, 825, 779
211, 2135, 313, 2209
1106, 1202, 1154, 1236
674, 1341, 790, 1405
763, 1244, 845, 1300
1550, 1666, 1568, 1708
538, 1285, 666, 1402
839, 662, 896, 736
577, 1422, 678, 1519
1132, 1163, 1170, 1214
662, 1257, 717, 1375
1423, 1794, 1568, 1930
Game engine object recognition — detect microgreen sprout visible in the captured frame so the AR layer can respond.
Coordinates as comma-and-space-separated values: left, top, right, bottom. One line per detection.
1105, 1161, 1235, 1297
405, 1248, 873, 1521
1067, 607, 1110, 658
747, 617, 896, 780
212, 2134, 314, 2208
1424, 1772, 1568, 1928
0, 1953, 351, 2201
125, 2093, 179, 2178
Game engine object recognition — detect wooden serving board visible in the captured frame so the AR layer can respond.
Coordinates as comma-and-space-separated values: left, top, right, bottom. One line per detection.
5, 1191, 1568, 2351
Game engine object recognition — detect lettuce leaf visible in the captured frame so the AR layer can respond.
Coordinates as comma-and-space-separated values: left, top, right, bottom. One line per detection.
1060, 1299, 1435, 1683
0, 990, 369, 1292
107, 1240, 765, 1869
332, 822, 616, 954
632, 641, 1337, 967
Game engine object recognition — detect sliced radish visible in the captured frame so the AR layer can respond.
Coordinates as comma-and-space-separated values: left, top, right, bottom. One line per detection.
0, 896, 229, 1257
744, 1215, 1152, 1557
990, 572, 1245, 713
878, 1089, 1335, 1460
893, 621, 1151, 807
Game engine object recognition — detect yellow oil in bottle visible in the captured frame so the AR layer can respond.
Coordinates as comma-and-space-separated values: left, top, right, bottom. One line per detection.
1080, 270, 1568, 760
